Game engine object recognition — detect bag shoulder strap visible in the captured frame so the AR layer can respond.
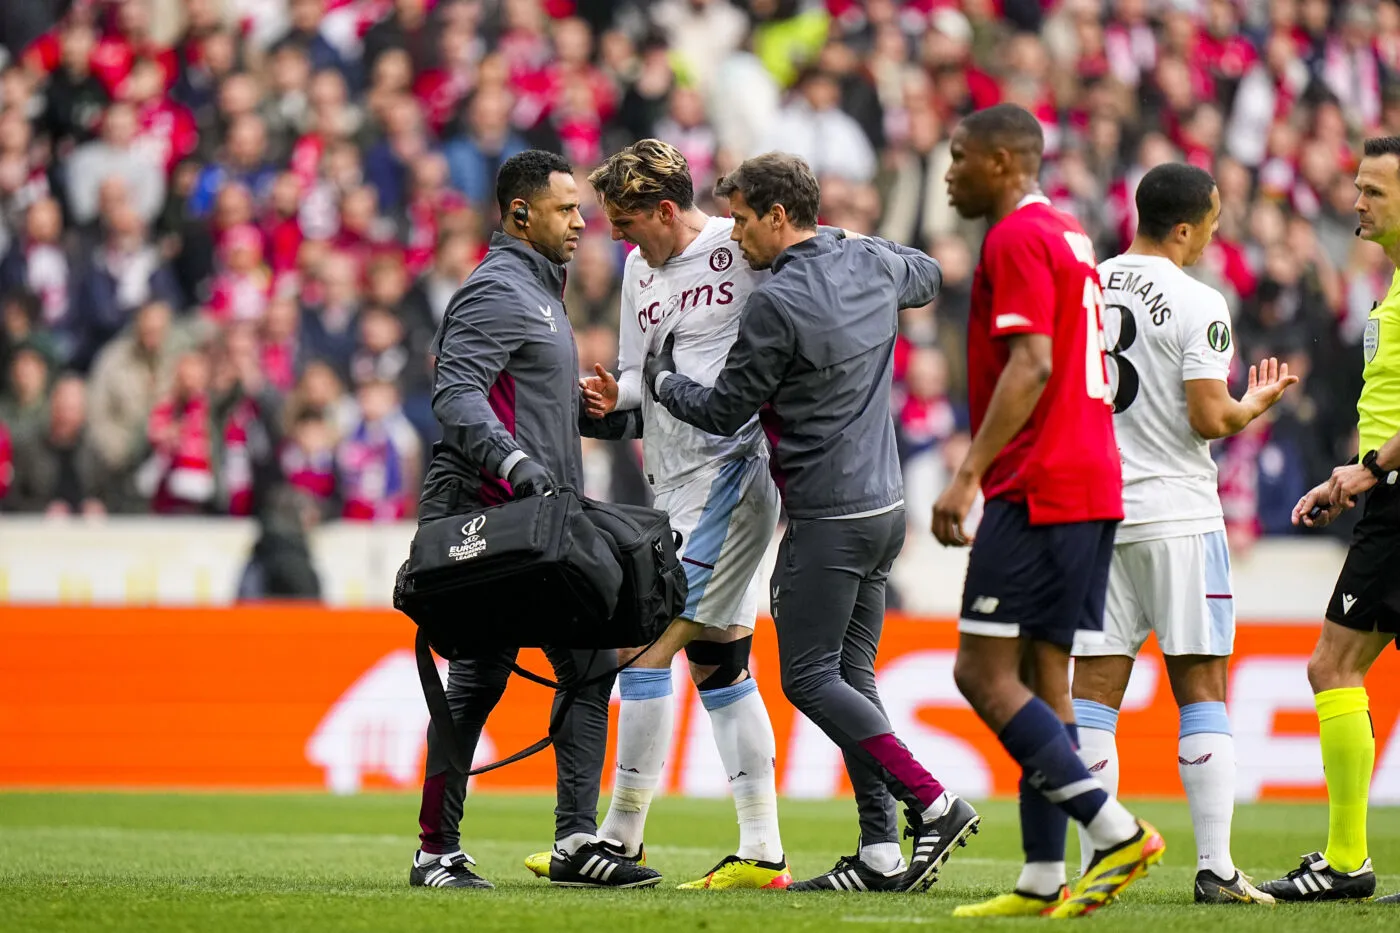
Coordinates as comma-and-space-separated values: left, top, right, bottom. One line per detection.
414, 629, 561, 776
413, 627, 665, 777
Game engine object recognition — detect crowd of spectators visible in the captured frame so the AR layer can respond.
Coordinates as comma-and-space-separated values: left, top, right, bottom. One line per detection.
0, 0, 1387, 553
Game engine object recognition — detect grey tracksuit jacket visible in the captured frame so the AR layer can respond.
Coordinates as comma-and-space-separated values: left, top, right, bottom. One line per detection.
423, 231, 638, 508
657, 232, 941, 519
426, 231, 579, 505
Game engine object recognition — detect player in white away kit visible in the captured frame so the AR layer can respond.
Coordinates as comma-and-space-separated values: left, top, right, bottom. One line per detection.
523, 140, 790, 889
1070, 163, 1297, 905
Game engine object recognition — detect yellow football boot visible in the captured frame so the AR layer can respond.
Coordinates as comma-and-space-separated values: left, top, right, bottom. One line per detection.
525, 844, 647, 878
677, 855, 793, 890
524, 851, 551, 878
953, 887, 1068, 917
1050, 821, 1166, 918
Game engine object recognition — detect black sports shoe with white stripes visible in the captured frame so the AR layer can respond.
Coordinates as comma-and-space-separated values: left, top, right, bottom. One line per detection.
549, 840, 663, 888
409, 851, 493, 889
1257, 852, 1375, 902
789, 853, 906, 892
898, 794, 980, 892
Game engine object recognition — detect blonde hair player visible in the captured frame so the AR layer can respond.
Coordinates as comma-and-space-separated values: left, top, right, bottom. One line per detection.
523, 140, 792, 890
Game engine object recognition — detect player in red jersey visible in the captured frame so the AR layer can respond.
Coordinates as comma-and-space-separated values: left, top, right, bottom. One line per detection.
933, 104, 1165, 919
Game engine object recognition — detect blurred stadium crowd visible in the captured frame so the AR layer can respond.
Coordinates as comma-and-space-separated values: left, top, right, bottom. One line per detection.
0, 0, 1386, 552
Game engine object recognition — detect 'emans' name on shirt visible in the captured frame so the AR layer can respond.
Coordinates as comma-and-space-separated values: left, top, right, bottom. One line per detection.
1103, 269, 1171, 326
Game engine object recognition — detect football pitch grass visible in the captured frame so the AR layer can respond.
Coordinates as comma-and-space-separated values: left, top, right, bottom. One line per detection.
2, 793, 1398, 932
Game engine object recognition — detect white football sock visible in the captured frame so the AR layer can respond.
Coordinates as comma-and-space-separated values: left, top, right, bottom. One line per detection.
1072, 700, 1122, 875
1082, 797, 1139, 854
702, 679, 783, 863
919, 789, 953, 824
597, 668, 674, 857
554, 832, 595, 856
1178, 702, 1237, 879
416, 849, 462, 866
859, 842, 905, 874
1016, 860, 1067, 898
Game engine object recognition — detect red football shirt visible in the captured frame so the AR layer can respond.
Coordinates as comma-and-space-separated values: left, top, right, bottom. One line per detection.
967, 197, 1124, 525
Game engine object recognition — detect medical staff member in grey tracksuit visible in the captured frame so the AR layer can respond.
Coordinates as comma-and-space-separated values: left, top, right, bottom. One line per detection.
647, 153, 980, 894
408, 150, 658, 891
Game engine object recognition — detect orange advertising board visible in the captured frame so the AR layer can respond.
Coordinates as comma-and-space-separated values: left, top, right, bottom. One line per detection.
1, 605, 1398, 800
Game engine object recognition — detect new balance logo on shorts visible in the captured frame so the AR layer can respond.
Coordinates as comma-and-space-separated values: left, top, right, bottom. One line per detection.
969, 596, 1000, 615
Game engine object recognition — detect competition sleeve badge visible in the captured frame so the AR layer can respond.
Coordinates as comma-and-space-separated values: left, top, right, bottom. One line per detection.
1364, 316, 1380, 363
1207, 320, 1231, 353
449, 514, 488, 561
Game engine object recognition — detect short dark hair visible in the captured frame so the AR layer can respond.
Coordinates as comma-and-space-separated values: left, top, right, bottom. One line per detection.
495, 149, 574, 217
1134, 163, 1216, 240
588, 139, 696, 213
713, 153, 820, 229
959, 103, 1045, 167
1363, 136, 1400, 164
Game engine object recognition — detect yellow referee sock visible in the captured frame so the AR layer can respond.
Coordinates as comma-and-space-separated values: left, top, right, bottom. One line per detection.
1316, 687, 1374, 873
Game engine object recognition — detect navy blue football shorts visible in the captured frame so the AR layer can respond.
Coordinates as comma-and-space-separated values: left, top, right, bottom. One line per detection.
958, 499, 1118, 648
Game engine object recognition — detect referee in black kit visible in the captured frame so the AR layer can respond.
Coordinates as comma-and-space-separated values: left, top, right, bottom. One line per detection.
646, 153, 981, 893
408, 150, 659, 891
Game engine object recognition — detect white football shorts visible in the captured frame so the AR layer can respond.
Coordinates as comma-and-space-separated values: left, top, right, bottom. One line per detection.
1072, 530, 1235, 658
654, 455, 780, 631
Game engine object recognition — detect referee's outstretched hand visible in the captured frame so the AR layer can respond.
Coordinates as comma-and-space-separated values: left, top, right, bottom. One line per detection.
507, 458, 556, 498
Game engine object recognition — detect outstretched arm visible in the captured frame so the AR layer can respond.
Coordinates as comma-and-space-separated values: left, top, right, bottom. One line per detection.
1185, 358, 1297, 439
655, 292, 794, 437
823, 227, 944, 309
852, 233, 944, 309
579, 406, 643, 441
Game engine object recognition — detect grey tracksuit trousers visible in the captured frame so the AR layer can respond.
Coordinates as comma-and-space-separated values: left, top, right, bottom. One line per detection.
773, 507, 945, 846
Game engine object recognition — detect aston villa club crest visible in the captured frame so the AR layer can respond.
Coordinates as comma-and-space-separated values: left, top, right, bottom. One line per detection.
709, 247, 733, 272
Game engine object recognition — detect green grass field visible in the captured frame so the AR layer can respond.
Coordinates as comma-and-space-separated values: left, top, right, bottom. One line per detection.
2, 793, 1398, 932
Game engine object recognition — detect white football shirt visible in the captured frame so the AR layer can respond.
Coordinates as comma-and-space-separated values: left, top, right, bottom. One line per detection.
1097, 254, 1235, 543
614, 216, 768, 492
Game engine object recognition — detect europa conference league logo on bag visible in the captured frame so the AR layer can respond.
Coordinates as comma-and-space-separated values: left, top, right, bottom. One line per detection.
449, 514, 488, 562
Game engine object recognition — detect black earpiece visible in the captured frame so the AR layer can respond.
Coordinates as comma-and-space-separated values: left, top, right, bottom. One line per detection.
513, 205, 529, 227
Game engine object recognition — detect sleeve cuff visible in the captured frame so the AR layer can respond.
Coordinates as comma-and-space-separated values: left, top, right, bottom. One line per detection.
616, 372, 644, 409
497, 449, 528, 480
653, 371, 672, 397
